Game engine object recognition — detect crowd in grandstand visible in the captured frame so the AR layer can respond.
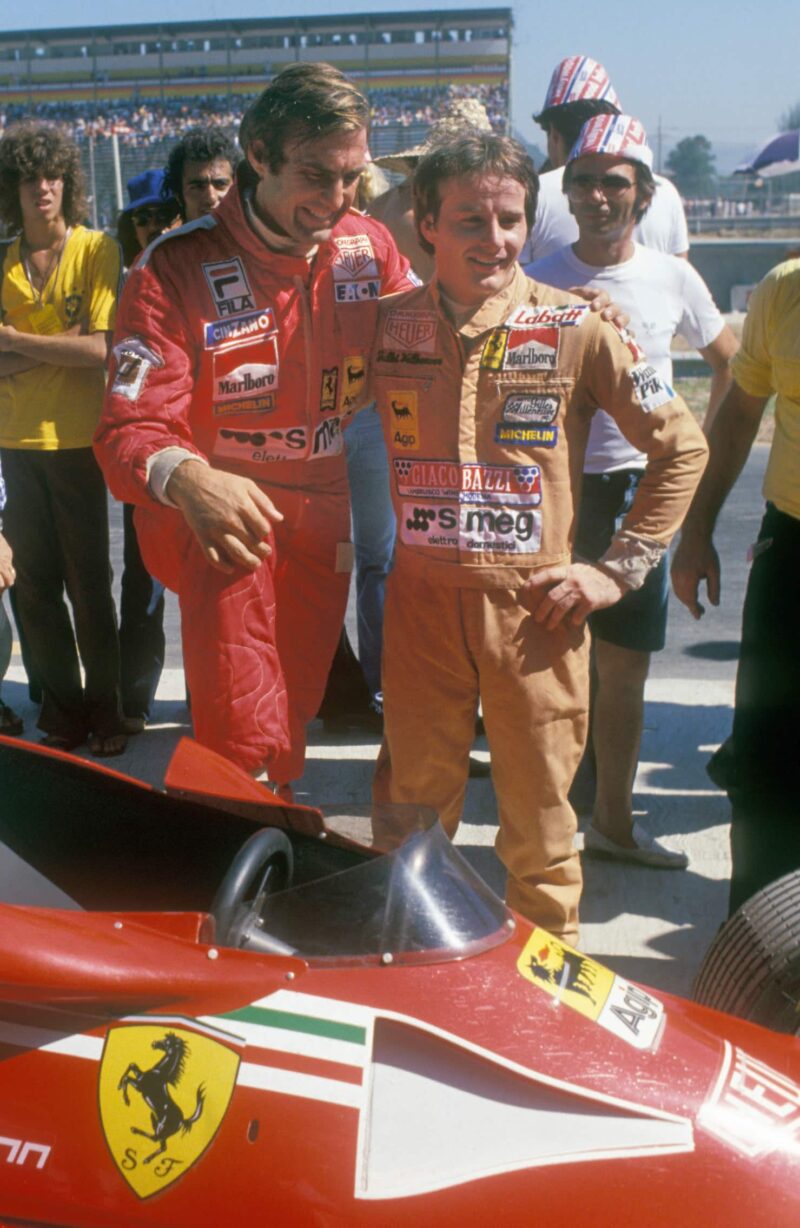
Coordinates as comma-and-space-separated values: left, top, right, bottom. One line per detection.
0, 82, 507, 148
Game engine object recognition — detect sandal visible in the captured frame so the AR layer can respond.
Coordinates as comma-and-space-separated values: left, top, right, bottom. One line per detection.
0, 701, 24, 737
40, 731, 85, 752
89, 732, 128, 758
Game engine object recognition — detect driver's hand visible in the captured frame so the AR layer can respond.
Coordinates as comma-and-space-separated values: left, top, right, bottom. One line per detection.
166, 460, 283, 574
521, 562, 626, 630
569, 284, 631, 331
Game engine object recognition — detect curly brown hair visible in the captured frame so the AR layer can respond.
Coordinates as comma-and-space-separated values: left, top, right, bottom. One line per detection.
0, 122, 87, 231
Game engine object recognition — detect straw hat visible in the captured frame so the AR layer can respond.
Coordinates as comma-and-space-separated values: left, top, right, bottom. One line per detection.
373, 99, 493, 173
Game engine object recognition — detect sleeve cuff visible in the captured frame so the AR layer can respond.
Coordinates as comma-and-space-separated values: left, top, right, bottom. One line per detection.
586, 531, 667, 592
146, 448, 208, 507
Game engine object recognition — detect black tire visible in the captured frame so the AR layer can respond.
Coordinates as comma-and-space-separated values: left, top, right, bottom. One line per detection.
693, 869, 800, 1034
212, 828, 293, 947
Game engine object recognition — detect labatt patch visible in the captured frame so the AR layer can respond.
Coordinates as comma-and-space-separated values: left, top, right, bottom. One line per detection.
505, 304, 589, 329
99, 1018, 241, 1199
517, 929, 665, 1051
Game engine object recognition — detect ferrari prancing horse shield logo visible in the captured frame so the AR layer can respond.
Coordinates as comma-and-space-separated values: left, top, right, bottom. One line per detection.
98, 1019, 241, 1199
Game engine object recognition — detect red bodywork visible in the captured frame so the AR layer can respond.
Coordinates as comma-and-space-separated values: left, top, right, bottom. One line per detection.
0, 734, 797, 1227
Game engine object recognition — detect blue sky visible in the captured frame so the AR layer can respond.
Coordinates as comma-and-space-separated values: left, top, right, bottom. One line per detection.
3, 0, 798, 173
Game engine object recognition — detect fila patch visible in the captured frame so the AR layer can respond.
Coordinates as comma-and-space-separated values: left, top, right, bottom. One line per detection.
202, 257, 255, 318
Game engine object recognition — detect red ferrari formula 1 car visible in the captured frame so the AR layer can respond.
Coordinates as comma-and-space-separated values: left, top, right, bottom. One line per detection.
0, 733, 798, 1227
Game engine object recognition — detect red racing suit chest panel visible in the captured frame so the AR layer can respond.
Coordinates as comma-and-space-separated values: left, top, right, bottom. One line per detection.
97, 189, 410, 503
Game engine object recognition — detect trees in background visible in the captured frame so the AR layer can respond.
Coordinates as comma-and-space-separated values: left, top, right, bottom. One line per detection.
666, 135, 717, 198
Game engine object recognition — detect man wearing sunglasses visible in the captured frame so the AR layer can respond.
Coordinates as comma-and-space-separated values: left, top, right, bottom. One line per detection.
527, 114, 737, 869
522, 56, 688, 264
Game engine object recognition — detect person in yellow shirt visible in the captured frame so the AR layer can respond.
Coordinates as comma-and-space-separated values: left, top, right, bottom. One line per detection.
0, 122, 126, 755
672, 258, 800, 912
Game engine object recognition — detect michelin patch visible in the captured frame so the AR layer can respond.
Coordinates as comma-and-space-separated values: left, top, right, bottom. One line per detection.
495, 423, 559, 448
630, 361, 674, 412
213, 425, 306, 464
388, 390, 419, 451
393, 459, 542, 506
111, 337, 163, 401
503, 393, 559, 425
212, 337, 278, 415
400, 501, 541, 555
202, 257, 255, 318
382, 309, 438, 354
204, 308, 277, 350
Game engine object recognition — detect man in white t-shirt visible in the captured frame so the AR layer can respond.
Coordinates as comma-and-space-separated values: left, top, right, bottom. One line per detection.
520, 55, 689, 263
527, 114, 737, 867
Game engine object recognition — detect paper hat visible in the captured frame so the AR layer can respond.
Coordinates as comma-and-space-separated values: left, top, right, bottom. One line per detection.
567, 114, 653, 169
539, 56, 621, 112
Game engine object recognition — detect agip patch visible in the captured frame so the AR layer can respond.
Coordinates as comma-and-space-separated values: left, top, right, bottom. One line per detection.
387, 390, 420, 451
517, 929, 665, 1051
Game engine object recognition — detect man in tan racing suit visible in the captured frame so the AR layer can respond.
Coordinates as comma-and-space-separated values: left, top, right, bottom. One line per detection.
367, 132, 708, 942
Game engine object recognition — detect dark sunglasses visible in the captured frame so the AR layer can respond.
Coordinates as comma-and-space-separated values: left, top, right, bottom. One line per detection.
131, 205, 177, 227
567, 173, 636, 196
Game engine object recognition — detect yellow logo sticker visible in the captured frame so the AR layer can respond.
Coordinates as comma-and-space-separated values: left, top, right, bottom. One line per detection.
99, 1020, 240, 1199
388, 389, 419, 451
480, 328, 509, 370
320, 366, 339, 413
517, 928, 614, 1021
339, 354, 366, 414
517, 928, 666, 1050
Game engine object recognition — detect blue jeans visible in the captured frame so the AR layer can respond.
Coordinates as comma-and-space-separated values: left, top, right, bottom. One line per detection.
120, 502, 166, 719
344, 406, 396, 698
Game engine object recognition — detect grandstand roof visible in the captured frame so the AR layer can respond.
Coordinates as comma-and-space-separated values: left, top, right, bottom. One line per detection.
0, 10, 513, 43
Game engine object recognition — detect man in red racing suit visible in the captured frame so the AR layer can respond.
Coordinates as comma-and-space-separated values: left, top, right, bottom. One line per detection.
95, 64, 412, 784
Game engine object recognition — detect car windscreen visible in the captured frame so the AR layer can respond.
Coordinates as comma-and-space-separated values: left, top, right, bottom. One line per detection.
240, 820, 512, 965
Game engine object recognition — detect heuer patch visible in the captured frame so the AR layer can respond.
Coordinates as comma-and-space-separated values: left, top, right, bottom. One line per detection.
202, 257, 255, 318
400, 501, 541, 554
332, 234, 378, 279
698, 1040, 800, 1158
388, 390, 419, 451
506, 303, 589, 329
630, 361, 674, 412
312, 415, 343, 458
393, 458, 542, 506
383, 309, 437, 353
495, 423, 559, 448
503, 393, 559, 425
204, 307, 277, 350
212, 337, 278, 415
213, 425, 306, 463
320, 367, 339, 413
517, 928, 665, 1052
111, 337, 163, 401
339, 355, 365, 414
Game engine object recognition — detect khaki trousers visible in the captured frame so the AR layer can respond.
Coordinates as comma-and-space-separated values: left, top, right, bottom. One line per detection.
374, 570, 588, 943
